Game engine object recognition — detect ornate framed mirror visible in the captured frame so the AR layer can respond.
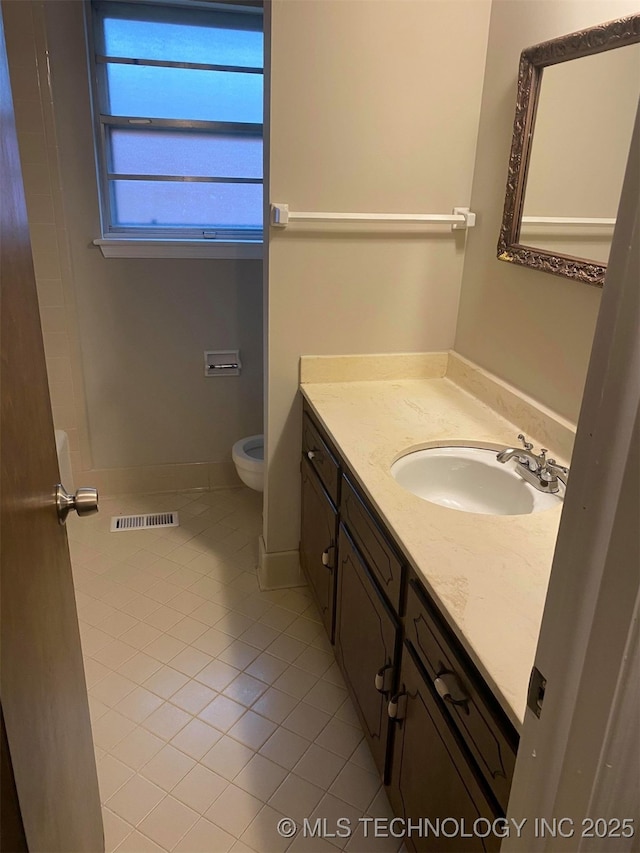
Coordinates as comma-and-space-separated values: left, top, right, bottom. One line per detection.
497, 15, 640, 287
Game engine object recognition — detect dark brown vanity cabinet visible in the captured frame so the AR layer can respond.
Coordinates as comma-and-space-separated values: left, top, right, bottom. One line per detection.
387, 644, 501, 853
335, 525, 399, 779
299, 400, 518, 850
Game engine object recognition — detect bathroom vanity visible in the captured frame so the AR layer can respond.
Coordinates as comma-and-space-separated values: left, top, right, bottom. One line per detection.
298, 353, 573, 852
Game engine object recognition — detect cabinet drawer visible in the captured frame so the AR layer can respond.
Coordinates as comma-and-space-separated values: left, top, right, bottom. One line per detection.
405, 578, 517, 813
341, 475, 404, 612
302, 413, 340, 506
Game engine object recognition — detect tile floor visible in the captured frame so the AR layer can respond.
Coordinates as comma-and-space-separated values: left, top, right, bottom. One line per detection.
68, 487, 403, 853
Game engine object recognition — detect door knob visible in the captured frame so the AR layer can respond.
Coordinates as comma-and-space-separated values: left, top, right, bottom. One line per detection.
55, 484, 99, 525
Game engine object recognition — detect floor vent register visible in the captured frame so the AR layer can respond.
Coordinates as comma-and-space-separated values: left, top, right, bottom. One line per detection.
110, 512, 179, 532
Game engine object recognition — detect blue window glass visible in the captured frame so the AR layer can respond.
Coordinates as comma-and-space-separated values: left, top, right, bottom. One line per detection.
109, 129, 262, 179
105, 64, 262, 123
103, 15, 263, 68
111, 180, 263, 228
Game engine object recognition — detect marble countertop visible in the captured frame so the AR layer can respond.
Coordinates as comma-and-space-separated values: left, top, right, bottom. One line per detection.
300, 364, 569, 730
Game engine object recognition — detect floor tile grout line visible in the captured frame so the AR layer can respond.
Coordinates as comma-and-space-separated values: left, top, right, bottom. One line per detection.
84, 648, 330, 713
93, 685, 366, 777
83, 618, 329, 698
71, 489, 395, 853
88, 691, 359, 766
89, 673, 353, 742
82, 592, 320, 644
76, 567, 317, 629
87, 651, 352, 718
96, 692, 365, 773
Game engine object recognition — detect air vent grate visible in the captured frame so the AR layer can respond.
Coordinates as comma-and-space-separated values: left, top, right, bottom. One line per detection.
110, 512, 179, 532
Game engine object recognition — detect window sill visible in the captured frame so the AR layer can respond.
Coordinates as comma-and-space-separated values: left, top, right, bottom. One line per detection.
93, 238, 263, 260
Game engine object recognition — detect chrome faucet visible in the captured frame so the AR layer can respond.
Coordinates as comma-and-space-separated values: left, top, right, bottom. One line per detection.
496, 435, 540, 470
496, 434, 569, 493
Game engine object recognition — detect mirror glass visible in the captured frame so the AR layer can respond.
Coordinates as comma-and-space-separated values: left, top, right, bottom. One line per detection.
498, 15, 640, 286
519, 45, 640, 265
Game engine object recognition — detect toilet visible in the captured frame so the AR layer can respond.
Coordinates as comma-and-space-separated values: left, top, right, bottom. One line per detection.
232, 434, 264, 491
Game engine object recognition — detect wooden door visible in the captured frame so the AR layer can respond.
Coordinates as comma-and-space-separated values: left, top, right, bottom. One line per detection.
388, 644, 500, 853
300, 457, 337, 640
335, 525, 398, 781
0, 10, 104, 852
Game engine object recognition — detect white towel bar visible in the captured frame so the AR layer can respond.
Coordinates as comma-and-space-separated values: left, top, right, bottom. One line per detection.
521, 216, 615, 227
270, 203, 476, 230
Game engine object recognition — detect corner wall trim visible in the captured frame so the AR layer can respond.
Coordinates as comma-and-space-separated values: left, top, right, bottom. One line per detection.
258, 536, 305, 590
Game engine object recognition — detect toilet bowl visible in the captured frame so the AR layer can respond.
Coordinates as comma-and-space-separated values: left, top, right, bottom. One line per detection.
232, 434, 264, 491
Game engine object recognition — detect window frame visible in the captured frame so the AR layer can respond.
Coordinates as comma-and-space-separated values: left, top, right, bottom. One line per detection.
86, 0, 264, 257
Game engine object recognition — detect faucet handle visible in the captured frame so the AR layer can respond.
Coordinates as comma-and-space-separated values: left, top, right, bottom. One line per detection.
518, 434, 533, 451
544, 458, 570, 487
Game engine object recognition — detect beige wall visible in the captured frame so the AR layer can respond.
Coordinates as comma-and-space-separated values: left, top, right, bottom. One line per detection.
455, 0, 639, 424
4, 0, 263, 495
264, 0, 492, 555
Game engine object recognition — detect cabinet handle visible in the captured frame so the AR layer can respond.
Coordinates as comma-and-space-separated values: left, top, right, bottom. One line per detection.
321, 546, 334, 570
388, 691, 406, 721
374, 663, 393, 693
307, 449, 316, 461
434, 672, 469, 710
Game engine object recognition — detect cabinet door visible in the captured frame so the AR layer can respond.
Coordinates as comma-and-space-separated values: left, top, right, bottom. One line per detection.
405, 578, 517, 812
335, 525, 398, 780
388, 644, 501, 853
300, 457, 337, 641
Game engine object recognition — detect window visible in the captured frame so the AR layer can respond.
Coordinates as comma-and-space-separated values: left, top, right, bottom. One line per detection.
88, 0, 263, 252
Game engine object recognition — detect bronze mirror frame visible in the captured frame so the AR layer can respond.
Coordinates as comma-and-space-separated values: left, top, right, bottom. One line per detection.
497, 14, 640, 287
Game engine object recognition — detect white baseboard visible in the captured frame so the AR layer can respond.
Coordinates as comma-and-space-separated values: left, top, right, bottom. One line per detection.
258, 536, 305, 590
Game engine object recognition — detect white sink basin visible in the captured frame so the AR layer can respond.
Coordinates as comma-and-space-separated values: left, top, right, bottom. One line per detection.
390, 446, 563, 515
